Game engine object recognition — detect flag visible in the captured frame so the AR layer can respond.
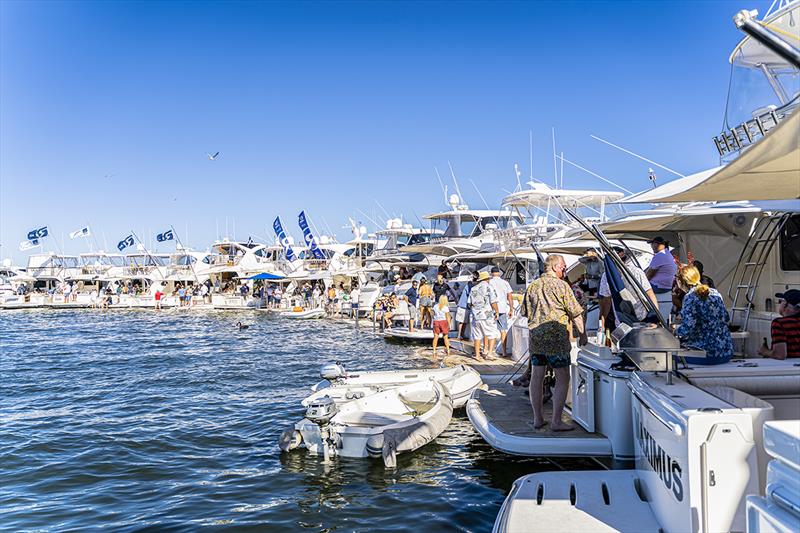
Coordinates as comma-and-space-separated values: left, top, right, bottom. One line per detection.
272, 217, 296, 261
245, 236, 253, 247
117, 234, 135, 251
19, 239, 39, 251
69, 226, 91, 239
298, 211, 324, 259
156, 229, 174, 242
27, 226, 49, 241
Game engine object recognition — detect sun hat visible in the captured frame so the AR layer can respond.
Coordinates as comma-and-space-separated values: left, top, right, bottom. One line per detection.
477, 271, 491, 282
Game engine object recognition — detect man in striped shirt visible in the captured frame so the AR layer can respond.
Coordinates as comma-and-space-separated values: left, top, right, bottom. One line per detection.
759, 289, 800, 359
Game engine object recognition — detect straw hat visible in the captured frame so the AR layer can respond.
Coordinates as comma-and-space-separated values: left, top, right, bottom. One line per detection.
477, 271, 491, 282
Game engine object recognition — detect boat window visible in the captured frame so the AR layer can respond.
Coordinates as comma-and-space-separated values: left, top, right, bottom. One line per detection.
342, 247, 357, 257
63, 257, 80, 268
202, 255, 212, 264
406, 233, 431, 246
779, 214, 800, 271
109, 256, 125, 267
176, 255, 197, 266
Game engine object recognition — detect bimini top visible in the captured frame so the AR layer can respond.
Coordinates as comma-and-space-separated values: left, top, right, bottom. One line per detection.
620, 110, 800, 204
423, 209, 517, 221
503, 182, 625, 209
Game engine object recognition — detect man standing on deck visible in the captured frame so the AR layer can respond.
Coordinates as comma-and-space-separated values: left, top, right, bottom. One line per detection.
469, 271, 500, 361
645, 237, 677, 294
489, 266, 514, 358
523, 254, 587, 431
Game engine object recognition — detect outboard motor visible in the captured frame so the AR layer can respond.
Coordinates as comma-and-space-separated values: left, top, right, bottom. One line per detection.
319, 363, 346, 382
305, 396, 338, 425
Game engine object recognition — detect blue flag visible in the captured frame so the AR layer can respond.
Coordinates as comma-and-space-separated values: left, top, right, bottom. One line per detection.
272, 217, 296, 261
27, 226, 49, 241
117, 234, 135, 251
298, 211, 325, 259
156, 229, 174, 242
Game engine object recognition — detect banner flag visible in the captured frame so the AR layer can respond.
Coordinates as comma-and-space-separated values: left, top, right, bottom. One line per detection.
117, 234, 135, 251
69, 226, 91, 239
272, 217, 296, 261
27, 226, 49, 241
156, 229, 174, 242
298, 211, 325, 259
19, 239, 39, 251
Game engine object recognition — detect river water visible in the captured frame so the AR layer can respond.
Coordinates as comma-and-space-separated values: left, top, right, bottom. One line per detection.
1, 310, 597, 532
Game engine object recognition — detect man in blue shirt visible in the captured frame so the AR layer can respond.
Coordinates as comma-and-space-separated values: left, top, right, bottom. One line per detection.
404, 280, 419, 332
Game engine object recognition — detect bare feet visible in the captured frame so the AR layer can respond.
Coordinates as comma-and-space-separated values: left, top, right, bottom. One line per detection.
551, 422, 575, 432
533, 420, 547, 429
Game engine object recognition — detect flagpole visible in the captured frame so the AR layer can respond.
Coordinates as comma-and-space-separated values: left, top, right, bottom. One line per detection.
171, 225, 199, 284
131, 230, 167, 282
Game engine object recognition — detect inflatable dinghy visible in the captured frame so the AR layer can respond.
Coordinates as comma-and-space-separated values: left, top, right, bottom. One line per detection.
281, 380, 453, 467
305, 363, 483, 409
280, 308, 325, 319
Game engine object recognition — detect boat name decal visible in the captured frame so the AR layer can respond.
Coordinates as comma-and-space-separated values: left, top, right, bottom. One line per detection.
635, 410, 684, 502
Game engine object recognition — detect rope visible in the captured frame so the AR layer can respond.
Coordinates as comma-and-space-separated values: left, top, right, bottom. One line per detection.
757, 19, 800, 41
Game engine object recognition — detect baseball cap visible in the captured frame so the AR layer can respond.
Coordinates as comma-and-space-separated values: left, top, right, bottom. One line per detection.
647, 236, 668, 245
776, 289, 800, 306
490, 266, 501, 273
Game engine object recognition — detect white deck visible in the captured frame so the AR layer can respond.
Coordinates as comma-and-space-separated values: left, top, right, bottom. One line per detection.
494, 471, 662, 533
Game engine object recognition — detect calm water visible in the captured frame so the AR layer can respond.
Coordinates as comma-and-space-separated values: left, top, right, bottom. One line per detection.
1, 310, 595, 532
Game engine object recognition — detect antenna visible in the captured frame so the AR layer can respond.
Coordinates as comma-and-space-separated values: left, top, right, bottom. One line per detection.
529, 129, 534, 180
648, 168, 658, 189
551, 127, 558, 187
558, 154, 634, 194
514, 163, 522, 191
559, 151, 564, 189
590, 134, 686, 178
447, 161, 464, 205
434, 166, 449, 207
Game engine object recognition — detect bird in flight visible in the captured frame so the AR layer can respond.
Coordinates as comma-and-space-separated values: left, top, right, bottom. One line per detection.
207, 152, 220, 161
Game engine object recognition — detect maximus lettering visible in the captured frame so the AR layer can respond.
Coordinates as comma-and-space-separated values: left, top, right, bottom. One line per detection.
635, 411, 684, 502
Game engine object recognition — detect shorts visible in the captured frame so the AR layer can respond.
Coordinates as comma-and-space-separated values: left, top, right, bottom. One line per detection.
531, 352, 571, 369
408, 304, 418, 321
497, 313, 509, 331
433, 320, 449, 335
456, 307, 467, 323
471, 317, 500, 341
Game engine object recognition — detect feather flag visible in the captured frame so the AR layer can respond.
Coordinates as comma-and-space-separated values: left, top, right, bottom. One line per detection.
272, 217, 296, 261
298, 211, 325, 259
69, 226, 91, 239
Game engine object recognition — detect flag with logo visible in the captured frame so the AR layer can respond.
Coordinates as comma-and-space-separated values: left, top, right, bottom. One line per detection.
27, 226, 49, 241
69, 226, 91, 239
272, 216, 296, 261
117, 234, 135, 251
19, 239, 40, 251
298, 211, 324, 259
156, 229, 174, 242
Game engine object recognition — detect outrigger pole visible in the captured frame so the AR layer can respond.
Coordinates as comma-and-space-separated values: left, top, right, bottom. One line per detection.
734, 9, 800, 69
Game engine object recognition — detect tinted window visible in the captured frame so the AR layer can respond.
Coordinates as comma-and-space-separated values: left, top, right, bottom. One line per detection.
780, 214, 800, 271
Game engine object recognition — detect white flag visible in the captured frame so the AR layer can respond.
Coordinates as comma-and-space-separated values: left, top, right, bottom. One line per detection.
69, 226, 91, 239
19, 239, 39, 251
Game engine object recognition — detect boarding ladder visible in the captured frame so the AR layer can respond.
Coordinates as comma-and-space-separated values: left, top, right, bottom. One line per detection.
728, 213, 791, 332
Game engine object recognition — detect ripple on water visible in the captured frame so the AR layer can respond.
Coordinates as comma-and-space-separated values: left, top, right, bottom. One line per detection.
0, 309, 593, 531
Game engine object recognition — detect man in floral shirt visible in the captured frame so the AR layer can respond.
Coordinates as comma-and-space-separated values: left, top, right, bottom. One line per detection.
523, 254, 587, 431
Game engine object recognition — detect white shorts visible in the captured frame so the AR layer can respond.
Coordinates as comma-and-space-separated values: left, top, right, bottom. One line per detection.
471, 317, 500, 341
456, 307, 467, 323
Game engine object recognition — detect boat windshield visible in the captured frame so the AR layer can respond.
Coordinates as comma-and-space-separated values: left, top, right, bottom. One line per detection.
725, 52, 799, 130
109, 256, 126, 267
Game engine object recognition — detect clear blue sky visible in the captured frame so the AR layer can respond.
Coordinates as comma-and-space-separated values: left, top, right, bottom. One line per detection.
1, 0, 756, 263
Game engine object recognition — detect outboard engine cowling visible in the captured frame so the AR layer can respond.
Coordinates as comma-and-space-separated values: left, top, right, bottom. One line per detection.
320, 363, 346, 381
306, 396, 338, 425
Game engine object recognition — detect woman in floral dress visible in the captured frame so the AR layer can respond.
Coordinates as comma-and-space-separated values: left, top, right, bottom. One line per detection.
675, 266, 733, 365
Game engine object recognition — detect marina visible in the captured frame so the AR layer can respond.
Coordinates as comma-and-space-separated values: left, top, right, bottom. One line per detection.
2, 0, 800, 531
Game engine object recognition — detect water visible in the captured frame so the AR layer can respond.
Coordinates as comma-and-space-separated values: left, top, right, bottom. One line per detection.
1, 310, 597, 532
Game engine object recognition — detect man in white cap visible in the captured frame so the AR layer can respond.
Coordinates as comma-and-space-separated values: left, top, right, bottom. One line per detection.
469, 270, 499, 360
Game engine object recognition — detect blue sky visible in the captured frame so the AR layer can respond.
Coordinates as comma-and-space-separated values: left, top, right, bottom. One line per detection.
1, 0, 755, 262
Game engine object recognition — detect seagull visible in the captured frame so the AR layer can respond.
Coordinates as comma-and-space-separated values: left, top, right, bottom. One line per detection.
236, 321, 250, 330
104, 173, 116, 179
207, 152, 220, 161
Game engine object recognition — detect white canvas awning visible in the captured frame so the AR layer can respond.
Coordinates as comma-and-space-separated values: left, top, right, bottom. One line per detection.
620, 110, 800, 204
